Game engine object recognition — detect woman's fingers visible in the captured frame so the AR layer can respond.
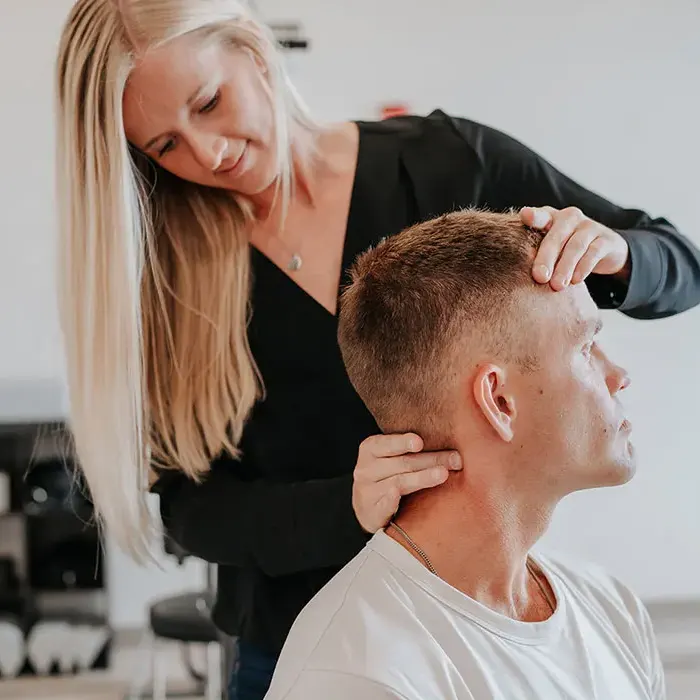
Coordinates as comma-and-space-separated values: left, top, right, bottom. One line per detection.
360, 432, 423, 459
571, 236, 608, 285
357, 448, 461, 483
530, 206, 583, 284
362, 466, 450, 533
391, 465, 451, 496
353, 432, 462, 533
522, 205, 629, 286
549, 222, 599, 289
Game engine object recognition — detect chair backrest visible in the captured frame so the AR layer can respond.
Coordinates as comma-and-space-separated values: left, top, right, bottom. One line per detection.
163, 530, 217, 594
163, 532, 189, 565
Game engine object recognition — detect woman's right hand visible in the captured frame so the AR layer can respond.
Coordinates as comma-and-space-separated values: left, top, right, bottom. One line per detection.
352, 433, 462, 533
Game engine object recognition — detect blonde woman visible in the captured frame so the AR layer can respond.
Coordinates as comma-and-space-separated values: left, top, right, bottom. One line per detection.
54, 1, 700, 697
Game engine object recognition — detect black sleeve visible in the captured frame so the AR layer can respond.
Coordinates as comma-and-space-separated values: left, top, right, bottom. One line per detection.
450, 116, 700, 320
151, 456, 370, 578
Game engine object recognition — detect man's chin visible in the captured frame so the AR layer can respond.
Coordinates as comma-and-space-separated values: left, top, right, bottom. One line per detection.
606, 442, 638, 486
613, 460, 637, 486
584, 443, 637, 490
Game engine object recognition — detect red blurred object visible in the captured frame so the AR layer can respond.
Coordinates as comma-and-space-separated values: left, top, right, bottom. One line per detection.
380, 103, 410, 119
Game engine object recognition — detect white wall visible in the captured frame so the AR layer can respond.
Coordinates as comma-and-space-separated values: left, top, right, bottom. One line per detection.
0, 0, 698, 627
0, 1, 69, 382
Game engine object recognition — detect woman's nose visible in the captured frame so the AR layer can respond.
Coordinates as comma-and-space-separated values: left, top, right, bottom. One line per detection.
190, 134, 228, 171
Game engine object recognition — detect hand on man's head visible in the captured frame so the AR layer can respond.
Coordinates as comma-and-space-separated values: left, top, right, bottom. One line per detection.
520, 206, 630, 291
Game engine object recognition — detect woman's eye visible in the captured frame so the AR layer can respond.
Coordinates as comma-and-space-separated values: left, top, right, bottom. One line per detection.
199, 91, 220, 114
158, 139, 175, 157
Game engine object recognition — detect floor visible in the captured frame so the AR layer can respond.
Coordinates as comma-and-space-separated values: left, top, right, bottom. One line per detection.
4, 603, 698, 699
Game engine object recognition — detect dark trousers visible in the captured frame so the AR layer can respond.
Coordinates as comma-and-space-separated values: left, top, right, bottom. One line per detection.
228, 640, 278, 700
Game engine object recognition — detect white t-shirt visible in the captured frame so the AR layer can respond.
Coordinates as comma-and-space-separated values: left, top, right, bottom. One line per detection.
264, 531, 665, 700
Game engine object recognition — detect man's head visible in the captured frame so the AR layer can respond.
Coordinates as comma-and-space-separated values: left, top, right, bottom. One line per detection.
338, 210, 635, 496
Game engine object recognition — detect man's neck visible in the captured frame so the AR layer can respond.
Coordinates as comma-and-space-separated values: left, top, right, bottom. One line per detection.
388, 467, 558, 621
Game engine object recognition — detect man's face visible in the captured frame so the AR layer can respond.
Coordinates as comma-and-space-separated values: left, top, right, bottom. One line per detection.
512, 283, 634, 494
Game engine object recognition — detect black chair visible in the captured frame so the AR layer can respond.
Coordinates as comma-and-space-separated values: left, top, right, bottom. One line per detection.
129, 536, 229, 700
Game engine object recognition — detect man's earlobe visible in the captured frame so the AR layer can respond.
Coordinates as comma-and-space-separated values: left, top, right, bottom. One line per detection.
473, 364, 515, 442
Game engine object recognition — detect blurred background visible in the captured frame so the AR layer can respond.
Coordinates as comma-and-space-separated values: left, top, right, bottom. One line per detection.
0, 1, 697, 698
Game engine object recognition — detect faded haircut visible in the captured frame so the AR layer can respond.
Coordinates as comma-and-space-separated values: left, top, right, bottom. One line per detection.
337, 209, 545, 445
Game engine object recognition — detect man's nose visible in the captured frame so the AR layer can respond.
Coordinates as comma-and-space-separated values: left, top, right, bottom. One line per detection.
607, 363, 630, 396
190, 134, 228, 171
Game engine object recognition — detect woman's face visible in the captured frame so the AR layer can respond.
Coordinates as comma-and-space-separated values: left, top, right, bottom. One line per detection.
123, 33, 278, 195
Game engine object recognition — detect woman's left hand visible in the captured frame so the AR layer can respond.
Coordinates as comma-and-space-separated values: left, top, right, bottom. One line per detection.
519, 206, 630, 291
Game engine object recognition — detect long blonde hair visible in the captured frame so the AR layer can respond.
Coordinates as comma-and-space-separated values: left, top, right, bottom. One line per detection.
55, 0, 321, 561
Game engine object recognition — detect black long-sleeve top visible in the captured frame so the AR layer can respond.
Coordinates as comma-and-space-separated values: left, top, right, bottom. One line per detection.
151, 110, 700, 655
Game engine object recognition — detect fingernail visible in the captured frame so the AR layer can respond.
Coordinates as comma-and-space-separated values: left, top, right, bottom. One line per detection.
533, 210, 550, 228
449, 453, 462, 469
535, 264, 550, 280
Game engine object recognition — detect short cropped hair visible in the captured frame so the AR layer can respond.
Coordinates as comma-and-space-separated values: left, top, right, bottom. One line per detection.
337, 209, 544, 445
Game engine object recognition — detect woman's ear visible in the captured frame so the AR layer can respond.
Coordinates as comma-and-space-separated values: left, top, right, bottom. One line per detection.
242, 45, 268, 75
472, 364, 516, 442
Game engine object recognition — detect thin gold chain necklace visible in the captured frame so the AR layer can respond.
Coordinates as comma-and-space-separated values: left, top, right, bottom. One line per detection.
388, 521, 555, 614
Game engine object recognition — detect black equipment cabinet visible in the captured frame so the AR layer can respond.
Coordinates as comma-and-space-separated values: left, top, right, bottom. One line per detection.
0, 422, 111, 679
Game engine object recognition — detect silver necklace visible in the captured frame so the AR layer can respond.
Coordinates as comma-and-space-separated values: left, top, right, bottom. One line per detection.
389, 521, 555, 614
253, 220, 303, 272
273, 228, 303, 272
287, 253, 303, 272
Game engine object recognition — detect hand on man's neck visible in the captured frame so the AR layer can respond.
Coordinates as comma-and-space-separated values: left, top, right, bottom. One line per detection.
388, 447, 559, 622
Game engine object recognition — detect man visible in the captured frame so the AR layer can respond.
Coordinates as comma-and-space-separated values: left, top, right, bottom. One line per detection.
263, 210, 665, 700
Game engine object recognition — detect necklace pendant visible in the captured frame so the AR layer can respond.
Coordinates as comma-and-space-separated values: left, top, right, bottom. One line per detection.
288, 254, 303, 272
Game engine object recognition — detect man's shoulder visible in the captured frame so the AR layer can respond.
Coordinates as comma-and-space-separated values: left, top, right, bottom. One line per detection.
541, 550, 638, 598
541, 550, 662, 692
539, 550, 654, 638
265, 537, 433, 699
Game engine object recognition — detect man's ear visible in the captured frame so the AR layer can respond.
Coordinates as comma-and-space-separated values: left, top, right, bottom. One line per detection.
472, 364, 516, 442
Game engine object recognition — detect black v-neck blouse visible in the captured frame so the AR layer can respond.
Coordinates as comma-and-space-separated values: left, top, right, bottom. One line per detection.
152, 110, 700, 654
